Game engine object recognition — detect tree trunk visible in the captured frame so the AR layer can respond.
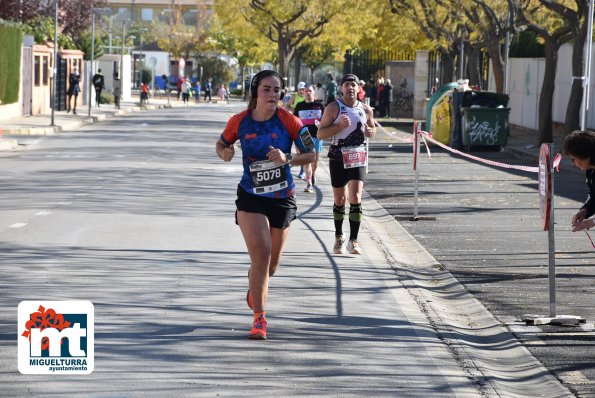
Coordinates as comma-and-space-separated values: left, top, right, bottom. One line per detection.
486, 40, 504, 93
564, 20, 588, 135
277, 33, 290, 79
538, 40, 561, 144
438, 47, 454, 84
293, 53, 302, 88
466, 44, 482, 87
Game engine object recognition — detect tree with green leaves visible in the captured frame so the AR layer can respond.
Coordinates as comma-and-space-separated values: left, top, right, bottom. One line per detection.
75, 30, 105, 61
390, 0, 468, 85
21, 15, 74, 49
220, 0, 341, 78
545, 0, 589, 135
303, 2, 382, 78
155, 2, 208, 61
466, 0, 517, 93
0, 0, 107, 43
209, 10, 274, 89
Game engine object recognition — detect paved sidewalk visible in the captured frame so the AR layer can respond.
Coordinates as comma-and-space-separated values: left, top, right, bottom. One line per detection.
0, 95, 219, 149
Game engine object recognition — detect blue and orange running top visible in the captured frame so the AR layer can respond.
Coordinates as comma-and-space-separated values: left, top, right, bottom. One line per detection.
220, 108, 312, 198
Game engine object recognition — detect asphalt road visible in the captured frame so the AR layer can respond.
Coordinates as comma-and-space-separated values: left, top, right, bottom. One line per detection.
365, 122, 595, 397
0, 105, 487, 397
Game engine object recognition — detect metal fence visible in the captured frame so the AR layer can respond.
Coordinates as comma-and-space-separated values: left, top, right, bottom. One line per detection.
428, 49, 490, 96
343, 49, 415, 83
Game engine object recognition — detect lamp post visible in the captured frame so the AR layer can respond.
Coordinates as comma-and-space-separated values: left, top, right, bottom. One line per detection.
167, 3, 174, 106
88, 11, 96, 117
51, 0, 58, 126
139, 27, 147, 89
504, 6, 513, 95
129, 35, 136, 87
119, 19, 130, 108
88, 7, 112, 117
581, 0, 595, 130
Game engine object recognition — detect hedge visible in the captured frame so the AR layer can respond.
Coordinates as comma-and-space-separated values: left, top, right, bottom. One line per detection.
0, 22, 22, 105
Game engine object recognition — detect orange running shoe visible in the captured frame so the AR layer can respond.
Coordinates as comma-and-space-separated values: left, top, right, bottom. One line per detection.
249, 315, 267, 340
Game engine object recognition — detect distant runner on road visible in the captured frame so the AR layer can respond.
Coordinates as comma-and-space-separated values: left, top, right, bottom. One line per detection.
317, 73, 376, 255
293, 83, 325, 193
215, 70, 316, 340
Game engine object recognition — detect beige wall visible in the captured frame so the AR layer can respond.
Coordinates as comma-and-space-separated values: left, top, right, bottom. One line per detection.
31, 45, 52, 115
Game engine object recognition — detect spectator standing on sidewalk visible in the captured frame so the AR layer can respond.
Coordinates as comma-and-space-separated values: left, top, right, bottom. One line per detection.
92, 69, 105, 107
382, 78, 394, 118
325, 74, 337, 106
315, 82, 325, 104
140, 82, 149, 108
194, 80, 201, 103
215, 70, 315, 340
113, 73, 121, 109
66, 67, 81, 114
375, 77, 384, 117
563, 130, 595, 232
204, 78, 212, 103
176, 76, 185, 100
317, 73, 376, 255
217, 84, 228, 103
182, 79, 192, 106
357, 80, 366, 103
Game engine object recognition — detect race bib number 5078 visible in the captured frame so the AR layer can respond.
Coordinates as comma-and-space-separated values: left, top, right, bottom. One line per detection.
249, 160, 288, 194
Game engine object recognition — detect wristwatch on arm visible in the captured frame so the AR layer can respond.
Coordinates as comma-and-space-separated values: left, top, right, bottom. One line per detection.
285, 153, 293, 165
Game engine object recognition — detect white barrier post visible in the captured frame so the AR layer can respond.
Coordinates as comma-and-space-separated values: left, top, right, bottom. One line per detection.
547, 143, 557, 317
413, 121, 420, 220
523, 143, 585, 326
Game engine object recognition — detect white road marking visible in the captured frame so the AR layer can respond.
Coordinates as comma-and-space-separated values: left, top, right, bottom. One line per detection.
9, 223, 27, 228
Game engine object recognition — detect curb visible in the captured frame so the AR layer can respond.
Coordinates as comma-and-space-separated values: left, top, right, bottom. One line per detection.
0, 138, 18, 151
2, 103, 167, 137
358, 191, 574, 397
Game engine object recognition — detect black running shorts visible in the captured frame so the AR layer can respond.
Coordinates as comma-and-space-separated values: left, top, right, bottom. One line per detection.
235, 185, 297, 229
329, 158, 365, 188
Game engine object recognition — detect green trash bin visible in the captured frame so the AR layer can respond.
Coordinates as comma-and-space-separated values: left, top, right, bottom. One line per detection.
461, 106, 510, 149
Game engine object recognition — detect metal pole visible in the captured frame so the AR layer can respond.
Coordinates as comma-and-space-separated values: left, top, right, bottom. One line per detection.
413, 122, 420, 220
459, 40, 464, 80
581, 0, 595, 130
119, 21, 125, 109
167, 34, 172, 105
548, 143, 556, 317
504, 31, 510, 94
504, 6, 513, 95
88, 13, 95, 117
140, 33, 143, 88
51, 0, 58, 126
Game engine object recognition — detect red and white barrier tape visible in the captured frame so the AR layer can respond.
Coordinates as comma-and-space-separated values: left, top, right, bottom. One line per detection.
375, 121, 413, 144
418, 130, 541, 173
